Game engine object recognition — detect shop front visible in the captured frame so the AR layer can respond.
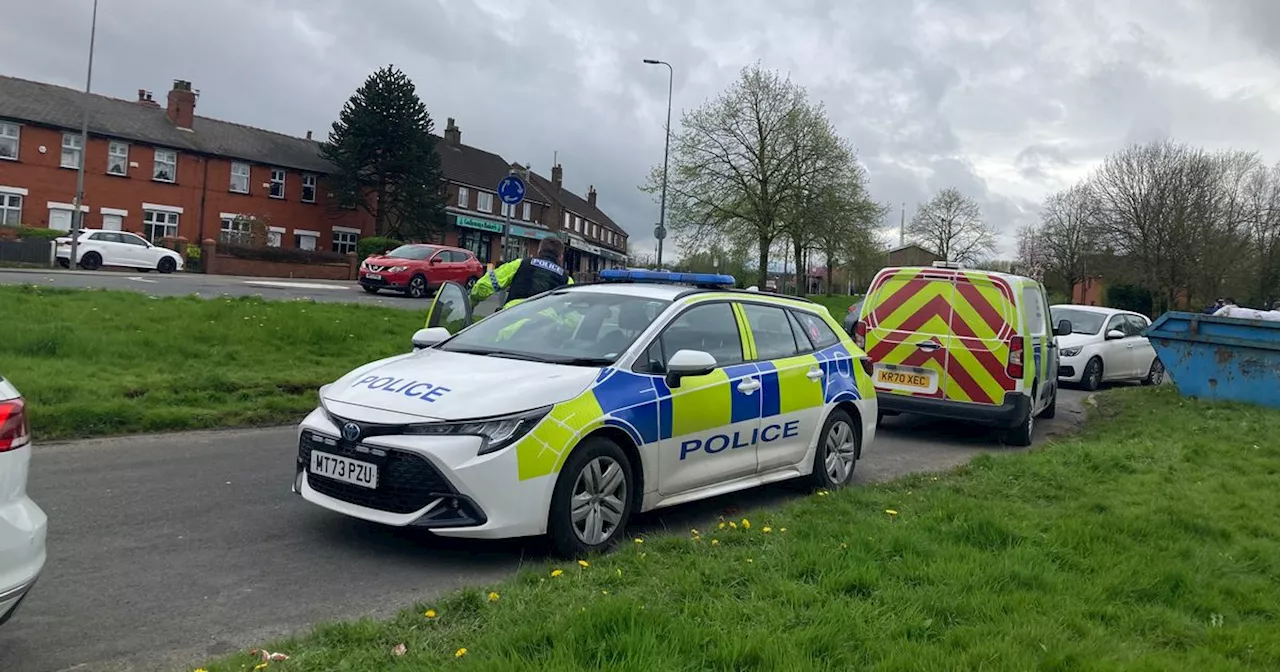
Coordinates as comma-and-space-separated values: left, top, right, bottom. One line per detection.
450, 213, 560, 268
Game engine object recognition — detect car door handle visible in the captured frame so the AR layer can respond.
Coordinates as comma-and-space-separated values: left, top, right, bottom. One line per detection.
806, 367, 824, 381
737, 378, 761, 394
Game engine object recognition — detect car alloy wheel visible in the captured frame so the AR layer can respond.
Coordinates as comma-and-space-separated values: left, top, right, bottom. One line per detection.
158, 257, 176, 274
1083, 358, 1102, 391
824, 419, 858, 485
408, 276, 428, 299
80, 252, 102, 270
1145, 359, 1165, 386
571, 456, 627, 546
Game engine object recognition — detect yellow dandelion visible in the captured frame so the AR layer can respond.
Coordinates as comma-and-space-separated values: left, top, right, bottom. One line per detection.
817, 489, 829, 496
762, 526, 773, 533
424, 609, 437, 619
718, 522, 727, 530
742, 519, 751, 529
551, 569, 563, 577
840, 542, 848, 549
780, 528, 788, 533
746, 558, 754, 563
253, 664, 268, 671
633, 537, 644, 544
602, 590, 610, 595
455, 647, 468, 658
885, 509, 898, 516
616, 568, 622, 576
578, 560, 590, 569
690, 528, 699, 536
711, 539, 719, 545
488, 591, 500, 602
195, 669, 208, 672
729, 521, 737, 529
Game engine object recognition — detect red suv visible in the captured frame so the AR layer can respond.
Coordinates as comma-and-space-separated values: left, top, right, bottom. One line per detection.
359, 244, 485, 298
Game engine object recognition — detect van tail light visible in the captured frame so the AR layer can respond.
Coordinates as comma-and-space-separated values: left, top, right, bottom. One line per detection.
1006, 337, 1024, 379
853, 320, 867, 350
0, 398, 30, 452
859, 358, 873, 376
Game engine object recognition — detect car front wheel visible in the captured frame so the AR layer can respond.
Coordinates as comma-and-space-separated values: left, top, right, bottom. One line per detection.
547, 437, 634, 557
79, 252, 102, 271
1081, 357, 1103, 391
158, 257, 176, 274
809, 408, 860, 490
406, 275, 429, 299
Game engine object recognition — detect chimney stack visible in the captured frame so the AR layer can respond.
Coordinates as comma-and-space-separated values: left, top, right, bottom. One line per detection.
444, 117, 461, 146
306, 130, 313, 140
551, 163, 563, 191
166, 79, 197, 130
136, 89, 159, 108
587, 185, 597, 208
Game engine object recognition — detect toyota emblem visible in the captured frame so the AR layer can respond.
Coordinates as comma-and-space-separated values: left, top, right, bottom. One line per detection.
341, 422, 361, 442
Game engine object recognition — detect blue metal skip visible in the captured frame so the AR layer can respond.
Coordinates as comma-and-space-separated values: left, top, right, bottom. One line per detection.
1146, 311, 1280, 409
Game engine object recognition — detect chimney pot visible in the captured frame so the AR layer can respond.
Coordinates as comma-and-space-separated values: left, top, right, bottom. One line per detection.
587, 185, 597, 208
166, 79, 197, 130
551, 163, 563, 190
306, 130, 312, 140
443, 117, 461, 146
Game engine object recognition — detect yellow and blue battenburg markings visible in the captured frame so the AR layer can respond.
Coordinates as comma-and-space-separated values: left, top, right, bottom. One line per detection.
512, 341, 867, 481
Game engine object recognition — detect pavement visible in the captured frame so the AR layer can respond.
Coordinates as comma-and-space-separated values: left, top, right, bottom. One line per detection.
2, 389, 1089, 672
0, 268, 428, 310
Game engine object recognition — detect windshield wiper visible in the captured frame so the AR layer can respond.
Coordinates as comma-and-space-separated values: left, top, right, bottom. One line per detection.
550, 356, 615, 367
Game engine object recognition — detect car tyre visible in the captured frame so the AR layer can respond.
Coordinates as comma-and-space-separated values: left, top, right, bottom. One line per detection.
1141, 357, 1164, 386
57, 258, 70, 268
406, 275, 429, 299
362, 285, 379, 294
1040, 384, 1057, 419
79, 252, 102, 271
157, 257, 176, 274
547, 436, 634, 558
809, 408, 860, 490
1004, 403, 1035, 447
1081, 357, 1103, 391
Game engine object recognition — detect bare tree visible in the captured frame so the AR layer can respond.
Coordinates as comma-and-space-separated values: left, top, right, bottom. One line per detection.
1013, 223, 1048, 282
905, 188, 996, 264
1039, 182, 1102, 292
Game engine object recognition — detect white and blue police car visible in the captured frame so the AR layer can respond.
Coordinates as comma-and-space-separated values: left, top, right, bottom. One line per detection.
294, 270, 878, 556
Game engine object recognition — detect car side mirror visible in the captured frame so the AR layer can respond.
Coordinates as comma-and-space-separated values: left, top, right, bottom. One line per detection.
664, 349, 717, 389
429, 257, 443, 264
411, 327, 451, 350
1055, 320, 1072, 337
1105, 329, 1125, 340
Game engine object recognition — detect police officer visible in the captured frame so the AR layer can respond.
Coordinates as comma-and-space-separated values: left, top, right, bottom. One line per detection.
470, 236, 574, 309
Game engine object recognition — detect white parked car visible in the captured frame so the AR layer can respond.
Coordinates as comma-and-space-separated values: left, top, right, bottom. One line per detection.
0, 375, 46, 627
1050, 305, 1163, 390
55, 229, 184, 273
293, 271, 878, 556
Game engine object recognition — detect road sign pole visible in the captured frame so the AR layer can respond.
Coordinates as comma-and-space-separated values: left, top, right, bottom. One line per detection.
495, 171, 526, 265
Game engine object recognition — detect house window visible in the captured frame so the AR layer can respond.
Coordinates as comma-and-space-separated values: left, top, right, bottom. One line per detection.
332, 230, 358, 254
230, 162, 250, 193
153, 149, 177, 182
522, 202, 531, 221
295, 231, 318, 251
501, 202, 514, 218
0, 123, 18, 160
301, 174, 317, 203
563, 211, 570, 228
107, 141, 129, 176
477, 192, 493, 213
219, 215, 252, 245
61, 133, 82, 168
143, 209, 179, 242
267, 228, 282, 248
269, 169, 285, 198
457, 187, 469, 208
0, 193, 21, 226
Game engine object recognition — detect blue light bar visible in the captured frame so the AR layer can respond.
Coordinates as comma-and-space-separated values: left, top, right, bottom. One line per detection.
598, 269, 736, 288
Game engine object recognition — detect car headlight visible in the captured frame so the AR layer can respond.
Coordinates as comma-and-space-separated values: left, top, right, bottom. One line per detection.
403, 406, 552, 455
1060, 346, 1082, 357
387, 265, 408, 273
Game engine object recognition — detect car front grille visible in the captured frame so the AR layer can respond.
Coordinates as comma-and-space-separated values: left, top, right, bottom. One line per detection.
299, 431, 455, 514
1058, 365, 1076, 378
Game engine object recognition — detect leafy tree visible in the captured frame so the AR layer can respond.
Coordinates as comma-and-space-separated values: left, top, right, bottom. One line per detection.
322, 65, 446, 239
906, 188, 996, 264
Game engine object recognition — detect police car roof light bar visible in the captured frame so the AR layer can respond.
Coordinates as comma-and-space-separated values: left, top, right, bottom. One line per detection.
599, 269, 736, 288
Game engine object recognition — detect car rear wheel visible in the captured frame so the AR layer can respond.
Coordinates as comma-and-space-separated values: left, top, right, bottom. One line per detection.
1081, 357, 1103, 391
158, 257, 176, 274
79, 252, 102, 271
406, 275, 429, 299
547, 437, 634, 558
809, 408, 860, 490
1142, 358, 1164, 386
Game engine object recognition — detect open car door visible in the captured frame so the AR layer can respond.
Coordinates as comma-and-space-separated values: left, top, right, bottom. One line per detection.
424, 281, 475, 335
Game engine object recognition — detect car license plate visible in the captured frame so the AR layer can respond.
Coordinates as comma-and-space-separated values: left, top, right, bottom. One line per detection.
874, 366, 936, 392
365, 273, 382, 281
310, 451, 378, 489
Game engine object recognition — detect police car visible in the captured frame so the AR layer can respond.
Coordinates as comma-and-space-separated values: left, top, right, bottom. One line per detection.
293, 270, 878, 556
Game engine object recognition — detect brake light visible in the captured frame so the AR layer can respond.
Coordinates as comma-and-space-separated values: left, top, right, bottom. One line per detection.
853, 320, 867, 350
1007, 336, 1024, 379
859, 358, 873, 376
0, 398, 30, 452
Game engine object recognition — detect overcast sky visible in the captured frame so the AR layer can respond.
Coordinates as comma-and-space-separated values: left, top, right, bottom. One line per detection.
3, 0, 1278, 261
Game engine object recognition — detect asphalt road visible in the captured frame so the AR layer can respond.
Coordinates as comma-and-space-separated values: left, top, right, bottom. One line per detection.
0, 268, 428, 310
2, 390, 1088, 672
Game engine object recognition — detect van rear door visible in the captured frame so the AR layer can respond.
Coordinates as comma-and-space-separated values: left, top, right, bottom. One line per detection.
864, 268, 955, 400
946, 272, 1021, 405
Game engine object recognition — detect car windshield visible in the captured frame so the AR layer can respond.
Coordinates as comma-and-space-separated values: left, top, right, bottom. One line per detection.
441, 292, 671, 365
1051, 307, 1106, 335
384, 245, 437, 260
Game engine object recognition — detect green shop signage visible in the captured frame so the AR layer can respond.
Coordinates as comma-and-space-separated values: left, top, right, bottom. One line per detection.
454, 215, 504, 234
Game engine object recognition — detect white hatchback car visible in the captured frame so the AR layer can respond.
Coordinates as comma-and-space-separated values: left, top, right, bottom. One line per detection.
0, 375, 46, 627
1050, 305, 1163, 390
293, 271, 878, 556
55, 228, 184, 273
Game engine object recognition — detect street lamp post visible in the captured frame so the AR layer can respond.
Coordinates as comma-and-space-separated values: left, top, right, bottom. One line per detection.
643, 58, 672, 270
69, 0, 100, 269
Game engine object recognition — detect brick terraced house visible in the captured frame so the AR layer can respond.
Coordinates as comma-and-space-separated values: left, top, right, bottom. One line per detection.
0, 75, 630, 273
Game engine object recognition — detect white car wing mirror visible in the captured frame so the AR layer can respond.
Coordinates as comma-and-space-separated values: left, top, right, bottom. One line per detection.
665, 349, 717, 388
412, 327, 451, 350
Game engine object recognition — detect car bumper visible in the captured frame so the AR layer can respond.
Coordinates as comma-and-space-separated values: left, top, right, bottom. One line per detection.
1056, 353, 1085, 383
359, 273, 413, 291
293, 408, 555, 540
0, 497, 47, 626
877, 390, 1031, 429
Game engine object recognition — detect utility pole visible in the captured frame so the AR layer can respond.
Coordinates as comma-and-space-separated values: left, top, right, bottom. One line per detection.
643, 59, 673, 270
69, 0, 99, 269
898, 202, 905, 247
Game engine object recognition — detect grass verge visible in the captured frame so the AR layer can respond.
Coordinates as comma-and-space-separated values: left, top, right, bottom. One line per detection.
200, 387, 1280, 671
808, 293, 862, 318
0, 285, 423, 439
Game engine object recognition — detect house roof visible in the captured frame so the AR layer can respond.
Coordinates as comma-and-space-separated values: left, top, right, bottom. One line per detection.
436, 141, 545, 204
886, 243, 939, 256
525, 170, 626, 236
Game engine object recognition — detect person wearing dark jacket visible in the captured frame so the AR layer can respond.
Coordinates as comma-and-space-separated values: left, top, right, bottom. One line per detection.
469, 236, 574, 309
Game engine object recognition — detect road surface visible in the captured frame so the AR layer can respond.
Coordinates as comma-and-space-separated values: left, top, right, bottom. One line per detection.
1, 390, 1088, 672
0, 268, 425, 310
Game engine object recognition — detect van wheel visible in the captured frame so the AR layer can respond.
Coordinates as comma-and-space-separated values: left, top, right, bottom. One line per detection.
1081, 357, 1103, 392
1040, 385, 1057, 419
547, 437, 634, 558
810, 409, 860, 490
1004, 406, 1034, 447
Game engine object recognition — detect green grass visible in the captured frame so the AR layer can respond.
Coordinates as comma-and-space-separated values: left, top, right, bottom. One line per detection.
0, 285, 423, 439
808, 293, 862, 317
198, 387, 1280, 671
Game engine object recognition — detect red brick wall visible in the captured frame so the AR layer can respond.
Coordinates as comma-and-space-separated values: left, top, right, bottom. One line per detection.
201, 240, 357, 280
0, 123, 372, 251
